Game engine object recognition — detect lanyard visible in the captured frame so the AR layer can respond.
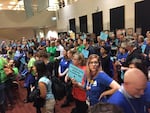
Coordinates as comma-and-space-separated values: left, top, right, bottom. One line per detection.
119, 86, 137, 113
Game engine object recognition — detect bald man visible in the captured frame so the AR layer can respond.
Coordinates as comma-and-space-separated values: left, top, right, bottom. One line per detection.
108, 68, 148, 113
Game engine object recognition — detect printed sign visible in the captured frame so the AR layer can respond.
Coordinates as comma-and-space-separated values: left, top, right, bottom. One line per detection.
100, 32, 108, 41
68, 64, 84, 83
81, 33, 87, 40
81, 49, 89, 58
141, 44, 146, 53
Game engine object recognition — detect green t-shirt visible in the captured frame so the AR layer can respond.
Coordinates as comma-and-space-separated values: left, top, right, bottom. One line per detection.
28, 57, 36, 70
13, 67, 19, 76
28, 57, 36, 75
0, 57, 8, 83
46, 46, 56, 62
77, 45, 85, 53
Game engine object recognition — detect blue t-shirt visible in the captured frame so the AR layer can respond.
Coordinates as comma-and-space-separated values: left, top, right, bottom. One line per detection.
143, 82, 150, 109
59, 57, 70, 73
108, 86, 148, 113
86, 71, 113, 106
39, 76, 54, 100
117, 52, 128, 64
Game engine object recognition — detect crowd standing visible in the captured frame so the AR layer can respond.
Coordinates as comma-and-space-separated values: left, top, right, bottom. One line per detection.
0, 30, 150, 113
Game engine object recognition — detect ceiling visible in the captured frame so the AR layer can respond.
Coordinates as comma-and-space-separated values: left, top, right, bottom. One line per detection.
0, 0, 79, 11
0, 0, 37, 11
0, 0, 23, 10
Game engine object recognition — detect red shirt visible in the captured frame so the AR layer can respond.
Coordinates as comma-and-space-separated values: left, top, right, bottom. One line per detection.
72, 66, 86, 101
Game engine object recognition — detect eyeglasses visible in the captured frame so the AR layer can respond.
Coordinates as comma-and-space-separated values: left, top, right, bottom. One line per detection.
72, 58, 78, 61
89, 61, 99, 65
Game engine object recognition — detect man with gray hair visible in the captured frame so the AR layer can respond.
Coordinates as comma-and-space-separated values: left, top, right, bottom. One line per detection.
122, 39, 144, 67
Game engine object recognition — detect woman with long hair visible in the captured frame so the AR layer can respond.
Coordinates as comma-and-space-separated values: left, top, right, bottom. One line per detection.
33, 60, 55, 113
85, 54, 120, 106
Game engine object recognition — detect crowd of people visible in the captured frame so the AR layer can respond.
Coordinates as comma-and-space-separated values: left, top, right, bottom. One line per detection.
0, 30, 150, 113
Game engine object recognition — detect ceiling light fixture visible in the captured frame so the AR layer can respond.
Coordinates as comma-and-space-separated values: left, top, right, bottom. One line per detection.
8, 6, 13, 9
9, 1, 16, 5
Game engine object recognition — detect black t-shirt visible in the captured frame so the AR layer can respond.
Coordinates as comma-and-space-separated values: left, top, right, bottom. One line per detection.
124, 48, 144, 67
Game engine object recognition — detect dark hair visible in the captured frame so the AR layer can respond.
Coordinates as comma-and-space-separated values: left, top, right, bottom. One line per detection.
89, 102, 123, 113
129, 58, 148, 79
28, 48, 34, 56
56, 39, 61, 44
34, 60, 47, 78
86, 38, 92, 44
101, 46, 111, 54
38, 50, 49, 59
69, 39, 74, 42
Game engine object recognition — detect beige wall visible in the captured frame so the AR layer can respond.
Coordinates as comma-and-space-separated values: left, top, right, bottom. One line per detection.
0, 10, 56, 28
56, 0, 144, 32
0, 10, 57, 39
0, 28, 35, 40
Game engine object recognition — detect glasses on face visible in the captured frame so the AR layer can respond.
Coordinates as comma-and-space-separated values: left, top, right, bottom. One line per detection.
89, 61, 99, 65
72, 58, 78, 61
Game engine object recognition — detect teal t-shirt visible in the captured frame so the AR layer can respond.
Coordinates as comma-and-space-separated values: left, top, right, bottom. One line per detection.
39, 76, 54, 100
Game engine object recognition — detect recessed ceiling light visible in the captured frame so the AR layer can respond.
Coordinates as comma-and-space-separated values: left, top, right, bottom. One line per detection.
18, 1, 24, 5
8, 6, 13, 9
9, 1, 16, 5
0, 4, 3, 6
51, 17, 57, 21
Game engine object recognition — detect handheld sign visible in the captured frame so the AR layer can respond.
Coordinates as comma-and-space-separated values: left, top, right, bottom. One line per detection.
100, 32, 108, 41
141, 44, 146, 53
20, 57, 26, 65
68, 64, 84, 83
81, 49, 89, 58
81, 33, 87, 40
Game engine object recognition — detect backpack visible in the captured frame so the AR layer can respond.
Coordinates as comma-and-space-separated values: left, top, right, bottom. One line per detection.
29, 83, 45, 107
51, 76, 66, 100
88, 102, 123, 113
29, 86, 40, 102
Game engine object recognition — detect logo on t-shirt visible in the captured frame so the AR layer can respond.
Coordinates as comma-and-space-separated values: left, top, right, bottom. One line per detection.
92, 81, 97, 86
